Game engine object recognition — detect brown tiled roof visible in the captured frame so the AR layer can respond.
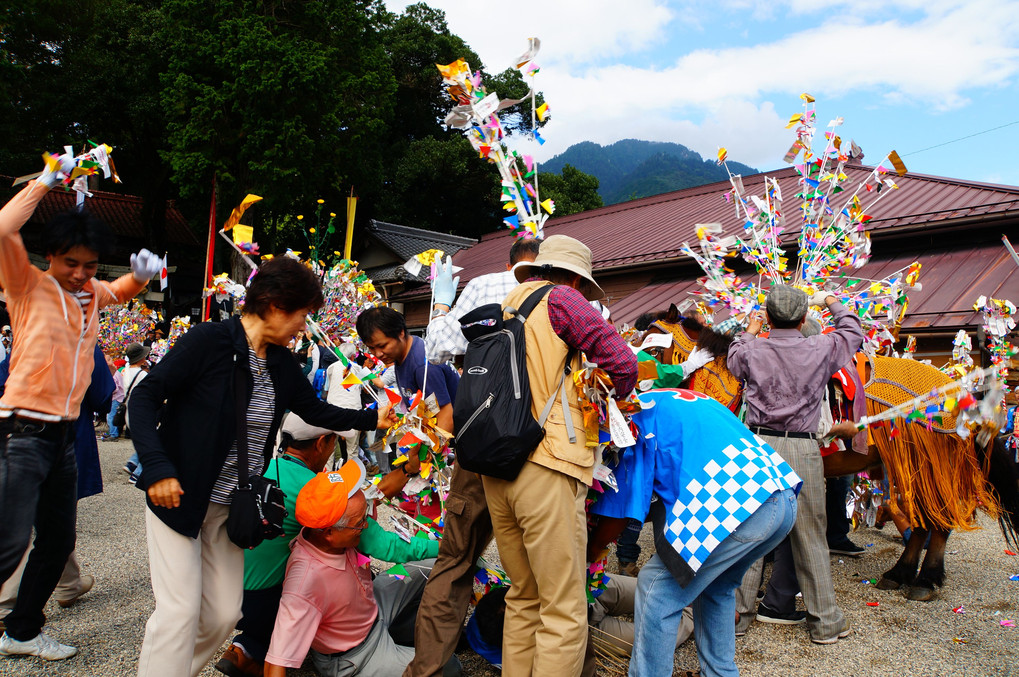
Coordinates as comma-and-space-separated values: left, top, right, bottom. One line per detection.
436, 165, 1019, 289
608, 242, 1019, 331
3, 178, 200, 246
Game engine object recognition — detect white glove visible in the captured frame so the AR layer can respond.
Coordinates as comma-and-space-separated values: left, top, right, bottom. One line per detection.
809, 291, 834, 307
37, 152, 76, 188
682, 347, 714, 374
131, 248, 164, 283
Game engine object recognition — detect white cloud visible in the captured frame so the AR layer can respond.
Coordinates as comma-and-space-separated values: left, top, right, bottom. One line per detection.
385, 0, 675, 68
387, 1, 1019, 178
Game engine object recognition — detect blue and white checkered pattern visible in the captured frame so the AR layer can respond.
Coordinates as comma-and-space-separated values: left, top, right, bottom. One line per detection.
664, 435, 801, 572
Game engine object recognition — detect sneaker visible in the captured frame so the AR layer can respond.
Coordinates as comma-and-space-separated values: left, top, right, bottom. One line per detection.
0, 632, 77, 660
756, 603, 806, 625
215, 643, 264, 677
828, 539, 865, 556
57, 574, 94, 608
811, 619, 852, 645
122, 461, 138, 475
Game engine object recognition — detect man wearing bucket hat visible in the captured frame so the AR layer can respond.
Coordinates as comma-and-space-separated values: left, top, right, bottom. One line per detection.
727, 285, 863, 645
218, 413, 440, 677
263, 460, 455, 677
481, 234, 637, 676
120, 341, 151, 480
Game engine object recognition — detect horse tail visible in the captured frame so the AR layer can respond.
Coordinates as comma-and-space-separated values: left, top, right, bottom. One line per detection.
978, 437, 1019, 550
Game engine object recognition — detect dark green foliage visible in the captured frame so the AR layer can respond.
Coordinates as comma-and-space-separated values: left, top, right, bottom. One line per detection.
541, 139, 759, 205
536, 164, 603, 217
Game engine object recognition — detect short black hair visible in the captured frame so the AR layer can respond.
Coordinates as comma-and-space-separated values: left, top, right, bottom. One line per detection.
355, 306, 406, 342
509, 237, 541, 266
769, 314, 804, 330
43, 209, 115, 257
535, 265, 593, 299
474, 587, 509, 647
244, 257, 324, 318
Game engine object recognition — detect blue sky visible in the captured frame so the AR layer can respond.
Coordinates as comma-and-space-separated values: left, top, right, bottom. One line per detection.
386, 0, 1019, 186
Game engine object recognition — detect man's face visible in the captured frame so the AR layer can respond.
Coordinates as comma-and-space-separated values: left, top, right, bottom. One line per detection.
46, 245, 100, 294
330, 491, 368, 548
363, 329, 406, 366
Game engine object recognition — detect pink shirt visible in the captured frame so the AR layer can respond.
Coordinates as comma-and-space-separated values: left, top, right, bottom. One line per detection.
265, 532, 378, 668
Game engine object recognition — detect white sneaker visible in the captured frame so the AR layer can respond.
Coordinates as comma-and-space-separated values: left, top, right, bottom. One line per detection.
0, 632, 77, 660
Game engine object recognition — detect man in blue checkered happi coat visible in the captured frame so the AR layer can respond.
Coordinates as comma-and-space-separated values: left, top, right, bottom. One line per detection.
590, 388, 801, 676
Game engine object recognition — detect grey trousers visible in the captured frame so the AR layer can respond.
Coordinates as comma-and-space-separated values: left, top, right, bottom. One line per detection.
311, 559, 460, 677
588, 574, 694, 656
755, 435, 845, 640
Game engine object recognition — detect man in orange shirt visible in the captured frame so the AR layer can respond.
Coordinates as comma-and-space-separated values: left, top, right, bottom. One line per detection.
0, 161, 162, 661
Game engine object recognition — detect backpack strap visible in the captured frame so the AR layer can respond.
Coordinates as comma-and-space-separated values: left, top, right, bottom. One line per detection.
515, 284, 580, 444
537, 347, 579, 443
506, 284, 554, 322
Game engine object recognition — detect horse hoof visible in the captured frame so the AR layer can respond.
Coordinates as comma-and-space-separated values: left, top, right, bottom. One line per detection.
875, 577, 901, 590
905, 586, 936, 601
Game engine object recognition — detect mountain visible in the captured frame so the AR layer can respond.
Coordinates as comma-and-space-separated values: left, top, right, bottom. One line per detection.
541, 139, 758, 205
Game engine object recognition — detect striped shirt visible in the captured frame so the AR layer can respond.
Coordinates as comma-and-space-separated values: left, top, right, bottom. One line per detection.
210, 351, 276, 505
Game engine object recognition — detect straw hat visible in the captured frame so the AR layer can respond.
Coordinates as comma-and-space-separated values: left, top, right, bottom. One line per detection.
511, 234, 605, 301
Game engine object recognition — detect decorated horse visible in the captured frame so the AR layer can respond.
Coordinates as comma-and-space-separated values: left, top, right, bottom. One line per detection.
822, 354, 1019, 601
640, 304, 743, 413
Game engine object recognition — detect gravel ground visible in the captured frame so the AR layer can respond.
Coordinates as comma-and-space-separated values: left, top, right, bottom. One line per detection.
2, 437, 1017, 676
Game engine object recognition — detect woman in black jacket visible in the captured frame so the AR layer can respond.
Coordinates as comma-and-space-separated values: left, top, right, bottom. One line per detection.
130, 258, 396, 677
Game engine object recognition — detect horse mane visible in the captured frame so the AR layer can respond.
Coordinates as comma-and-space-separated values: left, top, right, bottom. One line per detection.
696, 324, 735, 358
978, 437, 1019, 550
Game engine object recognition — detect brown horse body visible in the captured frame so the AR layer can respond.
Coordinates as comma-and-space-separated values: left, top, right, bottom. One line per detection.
821, 356, 1019, 600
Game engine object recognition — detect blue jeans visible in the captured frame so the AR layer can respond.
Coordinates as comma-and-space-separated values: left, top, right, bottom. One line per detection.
630, 489, 797, 677
0, 418, 78, 641
106, 400, 122, 438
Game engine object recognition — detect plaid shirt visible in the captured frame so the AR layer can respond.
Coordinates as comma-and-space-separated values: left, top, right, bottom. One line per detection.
544, 284, 638, 395
425, 270, 519, 364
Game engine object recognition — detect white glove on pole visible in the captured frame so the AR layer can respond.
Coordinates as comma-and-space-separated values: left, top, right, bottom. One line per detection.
809, 291, 833, 307
681, 347, 714, 374
37, 152, 76, 188
131, 248, 165, 284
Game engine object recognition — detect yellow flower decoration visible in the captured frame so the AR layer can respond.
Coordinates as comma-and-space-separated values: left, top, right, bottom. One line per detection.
309, 228, 316, 234
297, 215, 304, 221
317, 199, 325, 204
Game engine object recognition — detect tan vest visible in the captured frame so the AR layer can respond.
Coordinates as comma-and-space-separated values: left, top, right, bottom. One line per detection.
503, 281, 594, 484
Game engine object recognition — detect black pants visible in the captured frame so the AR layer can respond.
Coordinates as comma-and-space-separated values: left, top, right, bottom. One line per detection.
234, 584, 284, 662
825, 475, 852, 544
0, 418, 77, 640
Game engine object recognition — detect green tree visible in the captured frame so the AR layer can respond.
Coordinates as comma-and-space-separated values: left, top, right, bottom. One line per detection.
0, 0, 178, 254
380, 135, 500, 239
537, 164, 603, 217
159, 0, 397, 225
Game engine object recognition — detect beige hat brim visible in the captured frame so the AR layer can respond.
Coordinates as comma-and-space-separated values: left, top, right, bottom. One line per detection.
511, 260, 605, 302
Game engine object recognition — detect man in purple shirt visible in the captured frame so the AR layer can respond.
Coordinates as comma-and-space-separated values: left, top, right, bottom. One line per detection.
727, 284, 863, 645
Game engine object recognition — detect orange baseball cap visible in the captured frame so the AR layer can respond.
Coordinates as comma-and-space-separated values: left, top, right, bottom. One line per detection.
295, 458, 367, 529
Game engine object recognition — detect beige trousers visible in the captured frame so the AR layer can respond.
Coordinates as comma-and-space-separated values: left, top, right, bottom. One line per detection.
137, 503, 244, 677
483, 461, 589, 677
0, 541, 85, 616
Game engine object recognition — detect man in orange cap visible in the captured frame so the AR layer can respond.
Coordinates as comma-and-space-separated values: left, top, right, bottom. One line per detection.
263, 462, 459, 677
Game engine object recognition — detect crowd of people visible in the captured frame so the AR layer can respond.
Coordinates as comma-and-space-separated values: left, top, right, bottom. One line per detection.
0, 168, 912, 677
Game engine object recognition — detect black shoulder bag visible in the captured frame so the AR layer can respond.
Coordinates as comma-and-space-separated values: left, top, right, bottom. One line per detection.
226, 354, 288, 549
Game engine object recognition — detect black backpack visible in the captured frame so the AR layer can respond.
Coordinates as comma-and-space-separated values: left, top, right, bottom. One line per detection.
452, 285, 577, 481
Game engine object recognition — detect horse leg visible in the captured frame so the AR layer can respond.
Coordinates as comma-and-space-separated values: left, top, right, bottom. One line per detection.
876, 525, 927, 590
906, 528, 950, 601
